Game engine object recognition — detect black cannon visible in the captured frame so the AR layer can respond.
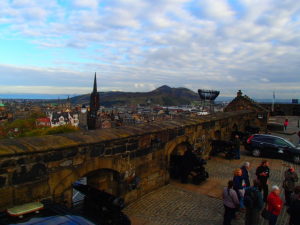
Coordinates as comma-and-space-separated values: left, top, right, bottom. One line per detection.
73, 184, 131, 225
210, 139, 241, 160
211, 140, 234, 156
190, 157, 209, 185
170, 150, 209, 185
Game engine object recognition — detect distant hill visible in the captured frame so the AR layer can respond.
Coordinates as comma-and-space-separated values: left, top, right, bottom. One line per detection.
70, 85, 200, 106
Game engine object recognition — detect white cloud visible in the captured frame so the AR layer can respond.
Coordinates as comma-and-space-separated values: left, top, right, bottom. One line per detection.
0, 0, 299, 98
73, 0, 99, 8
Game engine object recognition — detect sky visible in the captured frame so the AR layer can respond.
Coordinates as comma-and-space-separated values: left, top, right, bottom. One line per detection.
0, 0, 300, 99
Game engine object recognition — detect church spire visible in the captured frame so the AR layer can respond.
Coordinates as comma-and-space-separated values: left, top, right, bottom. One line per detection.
93, 72, 97, 93
88, 72, 100, 130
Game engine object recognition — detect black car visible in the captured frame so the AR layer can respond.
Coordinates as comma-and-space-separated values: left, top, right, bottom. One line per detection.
245, 134, 300, 164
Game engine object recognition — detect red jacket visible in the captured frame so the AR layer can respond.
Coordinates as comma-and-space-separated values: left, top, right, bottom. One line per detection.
267, 192, 283, 216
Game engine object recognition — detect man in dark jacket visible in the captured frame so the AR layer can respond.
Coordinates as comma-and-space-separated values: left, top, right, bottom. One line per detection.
288, 186, 300, 225
245, 179, 264, 225
256, 160, 270, 202
283, 166, 298, 206
241, 162, 251, 188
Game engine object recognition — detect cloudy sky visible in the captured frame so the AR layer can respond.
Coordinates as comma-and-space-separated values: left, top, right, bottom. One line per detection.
0, 0, 300, 99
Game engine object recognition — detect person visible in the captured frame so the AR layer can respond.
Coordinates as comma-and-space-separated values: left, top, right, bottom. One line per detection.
223, 180, 240, 225
288, 186, 300, 225
283, 166, 298, 206
232, 134, 241, 160
233, 168, 245, 209
298, 130, 300, 144
241, 162, 251, 188
266, 185, 283, 225
244, 179, 264, 225
256, 160, 270, 202
284, 118, 289, 131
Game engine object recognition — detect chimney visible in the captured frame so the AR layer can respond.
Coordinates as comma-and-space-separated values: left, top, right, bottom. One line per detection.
237, 90, 242, 97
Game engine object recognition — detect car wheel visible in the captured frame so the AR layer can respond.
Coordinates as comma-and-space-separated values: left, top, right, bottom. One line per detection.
252, 149, 261, 157
293, 155, 300, 164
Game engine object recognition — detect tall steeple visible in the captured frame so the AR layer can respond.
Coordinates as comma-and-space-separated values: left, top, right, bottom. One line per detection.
93, 72, 97, 93
87, 72, 100, 130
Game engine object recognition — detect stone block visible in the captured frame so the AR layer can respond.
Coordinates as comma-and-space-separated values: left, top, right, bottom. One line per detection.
60, 160, 72, 167
0, 186, 13, 210
73, 156, 84, 166
13, 184, 33, 205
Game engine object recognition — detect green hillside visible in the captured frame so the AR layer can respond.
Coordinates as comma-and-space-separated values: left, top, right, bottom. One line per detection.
70, 85, 199, 106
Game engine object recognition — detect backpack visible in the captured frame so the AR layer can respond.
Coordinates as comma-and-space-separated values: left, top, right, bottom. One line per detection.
244, 188, 258, 208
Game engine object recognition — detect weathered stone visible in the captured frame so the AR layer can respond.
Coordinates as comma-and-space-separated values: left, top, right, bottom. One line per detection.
0, 159, 16, 168
60, 160, 72, 167
0, 186, 13, 209
90, 144, 105, 157
0, 175, 6, 187
44, 152, 63, 162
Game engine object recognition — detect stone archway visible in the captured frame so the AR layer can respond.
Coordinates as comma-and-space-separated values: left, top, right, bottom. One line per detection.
49, 158, 122, 207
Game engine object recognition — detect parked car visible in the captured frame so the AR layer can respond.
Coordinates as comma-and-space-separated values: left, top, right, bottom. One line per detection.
245, 134, 300, 163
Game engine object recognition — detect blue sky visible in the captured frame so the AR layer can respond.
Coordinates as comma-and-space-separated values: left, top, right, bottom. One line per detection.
0, 0, 300, 99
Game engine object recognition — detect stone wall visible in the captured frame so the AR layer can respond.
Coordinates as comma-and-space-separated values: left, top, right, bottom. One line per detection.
261, 103, 300, 116
0, 110, 262, 210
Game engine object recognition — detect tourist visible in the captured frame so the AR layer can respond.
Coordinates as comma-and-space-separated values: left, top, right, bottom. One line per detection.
233, 134, 241, 160
233, 168, 245, 209
288, 186, 300, 225
282, 166, 298, 206
284, 118, 289, 131
256, 160, 270, 202
241, 162, 251, 188
223, 180, 240, 225
266, 185, 283, 225
244, 179, 264, 225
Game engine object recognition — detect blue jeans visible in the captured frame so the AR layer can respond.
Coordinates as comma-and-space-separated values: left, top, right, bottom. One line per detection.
269, 213, 278, 225
240, 196, 245, 208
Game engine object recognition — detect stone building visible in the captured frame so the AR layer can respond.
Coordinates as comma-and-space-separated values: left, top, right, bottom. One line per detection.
224, 90, 269, 130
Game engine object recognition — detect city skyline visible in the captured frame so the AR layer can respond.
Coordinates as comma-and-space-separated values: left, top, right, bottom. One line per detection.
0, 0, 300, 99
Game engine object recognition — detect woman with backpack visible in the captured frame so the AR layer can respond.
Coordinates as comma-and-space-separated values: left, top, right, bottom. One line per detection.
223, 180, 240, 225
244, 179, 263, 225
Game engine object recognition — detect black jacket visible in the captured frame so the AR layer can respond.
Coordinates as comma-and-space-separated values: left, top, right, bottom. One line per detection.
256, 166, 270, 184
241, 166, 250, 187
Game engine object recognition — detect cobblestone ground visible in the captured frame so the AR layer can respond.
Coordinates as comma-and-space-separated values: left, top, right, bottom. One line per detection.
124, 150, 300, 225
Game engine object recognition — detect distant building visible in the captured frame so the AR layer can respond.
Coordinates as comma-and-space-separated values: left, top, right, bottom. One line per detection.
87, 73, 100, 130
36, 118, 51, 127
49, 112, 79, 127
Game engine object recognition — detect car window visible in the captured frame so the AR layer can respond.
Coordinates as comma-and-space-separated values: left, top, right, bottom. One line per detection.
273, 138, 290, 147
255, 137, 273, 144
